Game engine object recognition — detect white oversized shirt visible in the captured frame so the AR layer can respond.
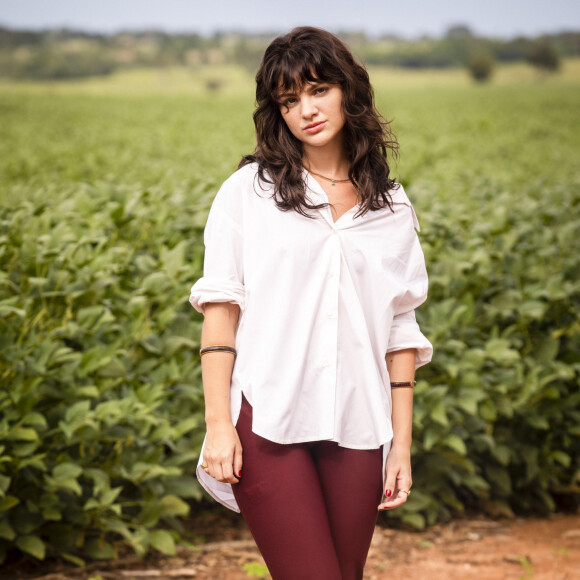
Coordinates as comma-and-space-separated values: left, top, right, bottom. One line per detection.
189, 162, 433, 512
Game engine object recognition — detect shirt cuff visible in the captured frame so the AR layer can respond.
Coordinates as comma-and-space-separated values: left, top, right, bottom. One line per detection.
189, 277, 246, 314
386, 310, 433, 369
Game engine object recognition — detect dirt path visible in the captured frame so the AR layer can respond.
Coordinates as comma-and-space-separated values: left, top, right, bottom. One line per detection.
7, 513, 580, 580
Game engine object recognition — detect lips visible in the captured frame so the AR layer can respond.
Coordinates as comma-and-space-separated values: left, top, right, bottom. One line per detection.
304, 121, 326, 134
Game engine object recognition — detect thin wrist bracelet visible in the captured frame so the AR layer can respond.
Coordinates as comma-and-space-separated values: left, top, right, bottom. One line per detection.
390, 380, 417, 388
200, 345, 237, 357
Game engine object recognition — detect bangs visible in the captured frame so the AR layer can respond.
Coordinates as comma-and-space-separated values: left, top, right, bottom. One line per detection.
270, 52, 342, 101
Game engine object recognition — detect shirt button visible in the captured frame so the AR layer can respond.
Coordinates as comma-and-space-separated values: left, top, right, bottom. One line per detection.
326, 312, 336, 319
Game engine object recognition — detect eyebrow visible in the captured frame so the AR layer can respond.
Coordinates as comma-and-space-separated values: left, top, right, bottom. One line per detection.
277, 81, 326, 100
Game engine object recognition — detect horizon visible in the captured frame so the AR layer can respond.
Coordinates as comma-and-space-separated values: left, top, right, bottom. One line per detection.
0, 21, 578, 42
1, 0, 579, 41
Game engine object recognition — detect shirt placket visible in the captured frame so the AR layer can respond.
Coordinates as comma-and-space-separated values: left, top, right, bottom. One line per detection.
305, 174, 346, 435
326, 227, 341, 434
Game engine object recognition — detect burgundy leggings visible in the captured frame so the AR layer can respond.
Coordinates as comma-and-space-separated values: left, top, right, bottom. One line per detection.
232, 394, 384, 580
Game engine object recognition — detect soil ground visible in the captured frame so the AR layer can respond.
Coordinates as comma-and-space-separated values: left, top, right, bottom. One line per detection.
4, 512, 580, 580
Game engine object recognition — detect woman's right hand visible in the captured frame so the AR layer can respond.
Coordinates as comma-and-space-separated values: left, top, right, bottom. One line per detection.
202, 420, 243, 483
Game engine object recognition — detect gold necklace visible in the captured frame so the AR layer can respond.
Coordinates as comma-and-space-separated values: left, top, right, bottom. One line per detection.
308, 169, 351, 186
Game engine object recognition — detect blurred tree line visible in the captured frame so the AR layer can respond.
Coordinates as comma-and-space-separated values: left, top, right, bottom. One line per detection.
0, 23, 577, 80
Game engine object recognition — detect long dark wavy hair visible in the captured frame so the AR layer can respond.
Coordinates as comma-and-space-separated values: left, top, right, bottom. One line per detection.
239, 26, 400, 219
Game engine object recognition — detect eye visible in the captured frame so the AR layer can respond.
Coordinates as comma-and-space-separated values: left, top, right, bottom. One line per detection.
314, 86, 329, 95
278, 95, 298, 111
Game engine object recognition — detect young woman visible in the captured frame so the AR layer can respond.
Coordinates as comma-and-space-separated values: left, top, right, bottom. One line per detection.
189, 26, 433, 580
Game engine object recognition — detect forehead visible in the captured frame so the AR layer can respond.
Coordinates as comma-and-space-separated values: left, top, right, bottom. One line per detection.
272, 59, 328, 96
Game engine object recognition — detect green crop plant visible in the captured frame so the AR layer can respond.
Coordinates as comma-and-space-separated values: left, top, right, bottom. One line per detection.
0, 66, 579, 562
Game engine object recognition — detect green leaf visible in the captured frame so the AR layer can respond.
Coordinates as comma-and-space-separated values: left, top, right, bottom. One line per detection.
400, 512, 426, 529
534, 335, 560, 362
242, 562, 270, 578
0, 474, 10, 496
0, 496, 20, 512
100, 486, 123, 506
83, 538, 115, 559
160, 495, 189, 517
98, 357, 126, 378
160, 240, 187, 278
430, 401, 448, 426
62, 552, 86, 567
7, 427, 39, 442
21, 413, 48, 429
423, 427, 441, 451
48, 463, 83, 495
518, 300, 547, 319
131, 529, 150, 555
141, 271, 170, 295
53, 462, 83, 481
42, 508, 62, 521
65, 400, 91, 424
442, 434, 467, 455
173, 416, 200, 438
491, 445, 511, 466
164, 476, 203, 499
550, 451, 571, 468
484, 338, 520, 365
84, 468, 110, 495
103, 520, 133, 541
16, 535, 46, 560
12, 442, 40, 457
0, 520, 16, 541
163, 336, 198, 357
149, 529, 176, 555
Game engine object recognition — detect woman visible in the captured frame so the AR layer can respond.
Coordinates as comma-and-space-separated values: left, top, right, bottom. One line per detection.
189, 26, 433, 580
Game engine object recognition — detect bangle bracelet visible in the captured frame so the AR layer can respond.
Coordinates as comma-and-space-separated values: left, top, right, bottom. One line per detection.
200, 345, 237, 357
390, 380, 416, 388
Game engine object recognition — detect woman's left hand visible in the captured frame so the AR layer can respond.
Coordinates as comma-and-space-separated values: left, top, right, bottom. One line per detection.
377, 444, 412, 510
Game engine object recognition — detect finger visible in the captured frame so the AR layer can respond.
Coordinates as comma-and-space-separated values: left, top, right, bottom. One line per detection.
378, 492, 407, 509
233, 445, 243, 482
397, 475, 413, 494
220, 458, 239, 484
377, 495, 407, 510
206, 460, 217, 480
377, 484, 410, 510
384, 469, 398, 499
214, 462, 229, 483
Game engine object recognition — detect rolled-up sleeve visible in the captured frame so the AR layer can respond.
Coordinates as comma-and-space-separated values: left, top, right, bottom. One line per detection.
386, 189, 433, 369
189, 177, 245, 315
387, 309, 433, 369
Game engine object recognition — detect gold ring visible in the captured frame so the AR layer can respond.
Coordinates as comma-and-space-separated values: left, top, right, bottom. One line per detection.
200, 464, 209, 470
399, 489, 411, 496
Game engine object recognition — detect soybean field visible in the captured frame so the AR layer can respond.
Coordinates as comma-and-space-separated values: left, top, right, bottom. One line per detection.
0, 61, 579, 564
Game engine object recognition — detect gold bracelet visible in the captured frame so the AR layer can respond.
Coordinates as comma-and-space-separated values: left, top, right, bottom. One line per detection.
390, 380, 417, 388
200, 345, 237, 357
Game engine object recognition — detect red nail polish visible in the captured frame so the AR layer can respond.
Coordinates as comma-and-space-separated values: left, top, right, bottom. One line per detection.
238, 470, 242, 478
386, 490, 392, 498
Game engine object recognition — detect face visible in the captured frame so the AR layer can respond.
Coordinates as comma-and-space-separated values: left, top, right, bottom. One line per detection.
277, 81, 345, 151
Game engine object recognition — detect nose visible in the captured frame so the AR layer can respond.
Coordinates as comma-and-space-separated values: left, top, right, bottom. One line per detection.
300, 95, 318, 119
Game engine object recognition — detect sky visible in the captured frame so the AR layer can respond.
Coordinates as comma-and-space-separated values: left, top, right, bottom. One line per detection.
0, 0, 579, 39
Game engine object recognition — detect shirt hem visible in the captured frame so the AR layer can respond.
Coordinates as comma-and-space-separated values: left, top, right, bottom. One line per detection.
251, 425, 392, 450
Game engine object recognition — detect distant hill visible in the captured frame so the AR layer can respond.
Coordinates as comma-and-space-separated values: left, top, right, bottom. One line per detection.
0, 24, 578, 80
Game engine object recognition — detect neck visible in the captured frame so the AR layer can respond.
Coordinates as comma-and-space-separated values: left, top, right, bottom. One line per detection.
302, 141, 349, 178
